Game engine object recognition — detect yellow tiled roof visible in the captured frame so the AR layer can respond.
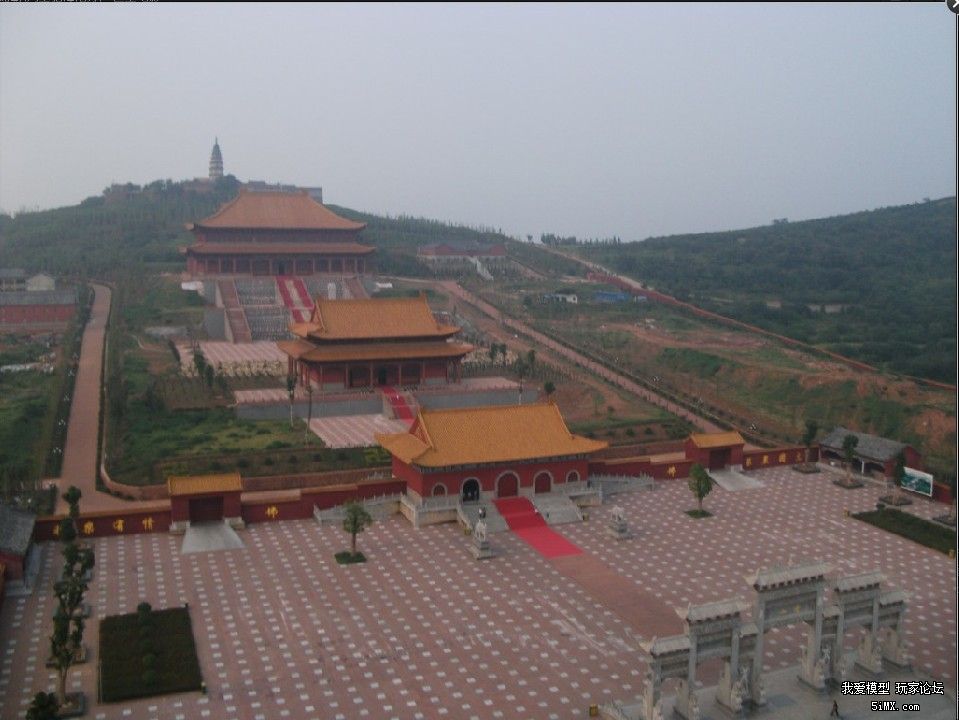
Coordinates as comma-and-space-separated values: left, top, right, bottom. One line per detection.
293, 295, 460, 342
278, 340, 474, 363
376, 403, 607, 467
689, 431, 745, 449
191, 190, 366, 231
167, 473, 243, 497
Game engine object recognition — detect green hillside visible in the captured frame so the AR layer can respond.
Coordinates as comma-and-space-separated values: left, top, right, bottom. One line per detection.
0, 178, 510, 279
580, 198, 957, 382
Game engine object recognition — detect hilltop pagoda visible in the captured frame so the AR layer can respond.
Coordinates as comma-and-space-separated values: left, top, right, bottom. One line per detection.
184, 189, 374, 276
277, 294, 474, 390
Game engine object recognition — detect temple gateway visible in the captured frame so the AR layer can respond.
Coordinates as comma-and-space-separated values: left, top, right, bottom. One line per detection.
278, 294, 474, 390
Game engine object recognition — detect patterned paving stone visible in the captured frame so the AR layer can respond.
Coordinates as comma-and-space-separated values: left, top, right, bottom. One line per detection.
0, 464, 953, 720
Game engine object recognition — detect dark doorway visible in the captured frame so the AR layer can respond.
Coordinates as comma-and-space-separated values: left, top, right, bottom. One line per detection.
462, 479, 480, 503
277, 261, 287, 275
708, 448, 730, 471
377, 367, 388, 385
189, 497, 224, 524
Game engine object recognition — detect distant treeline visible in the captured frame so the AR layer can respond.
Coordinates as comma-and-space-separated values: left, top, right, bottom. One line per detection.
582, 198, 957, 382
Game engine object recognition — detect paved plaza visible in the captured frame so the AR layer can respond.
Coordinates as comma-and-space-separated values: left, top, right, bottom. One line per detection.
1, 466, 955, 719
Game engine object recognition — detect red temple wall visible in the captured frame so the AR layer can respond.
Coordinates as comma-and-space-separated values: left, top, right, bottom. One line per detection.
403, 458, 589, 497
0, 305, 75, 324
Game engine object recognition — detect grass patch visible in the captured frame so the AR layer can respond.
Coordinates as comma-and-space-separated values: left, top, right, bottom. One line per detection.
99, 607, 202, 703
852, 508, 956, 555
685, 509, 713, 519
335, 551, 367, 565
660, 347, 733, 378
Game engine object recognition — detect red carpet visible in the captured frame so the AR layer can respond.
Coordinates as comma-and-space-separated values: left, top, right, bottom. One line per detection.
494, 497, 582, 558
381, 386, 415, 426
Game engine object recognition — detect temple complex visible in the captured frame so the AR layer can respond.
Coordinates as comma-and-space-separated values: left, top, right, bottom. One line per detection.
184, 189, 374, 276
376, 403, 608, 503
278, 294, 474, 390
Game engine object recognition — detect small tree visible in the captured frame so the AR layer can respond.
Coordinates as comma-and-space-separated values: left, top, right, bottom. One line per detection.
304, 382, 314, 444
801, 420, 818, 468
192, 349, 206, 378
688, 463, 714, 514
488, 344, 499, 365
26, 692, 60, 720
342, 501, 373, 557
286, 374, 296, 428
891, 451, 907, 504
50, 486, 95, 710
526, 349, 537, 374
543, 381, 556, 401
842, 434, 859, 484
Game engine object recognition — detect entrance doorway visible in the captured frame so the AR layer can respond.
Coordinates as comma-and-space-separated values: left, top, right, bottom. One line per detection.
377, 367, 388, 385
708, 448, 731, 471
496, 473, 519, 498
189, 497, 224, 524
534, 472, 552, 494
276, 261, 287, 275
462, 478, 480, 503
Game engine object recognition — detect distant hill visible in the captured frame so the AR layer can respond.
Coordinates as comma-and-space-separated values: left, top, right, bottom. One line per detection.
580, 198, 957, 382
0, 178, 511, 278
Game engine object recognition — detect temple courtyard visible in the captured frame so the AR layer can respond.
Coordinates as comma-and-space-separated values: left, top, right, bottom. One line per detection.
1, 465, 955, 719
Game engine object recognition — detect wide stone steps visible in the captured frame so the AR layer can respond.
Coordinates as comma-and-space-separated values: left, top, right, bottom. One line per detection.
458, 502, 509, 534
530, 494, 583, 525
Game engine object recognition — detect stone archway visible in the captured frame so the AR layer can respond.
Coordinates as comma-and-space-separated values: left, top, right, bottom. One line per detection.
461, 478, 480, 503
432, 483, 447, 496
534, 471, 552, 494
496, 472, 519, 498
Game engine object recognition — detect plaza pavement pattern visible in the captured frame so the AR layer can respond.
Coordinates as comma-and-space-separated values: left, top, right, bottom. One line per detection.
1, 465, 954, 719
308, 414, 409, 448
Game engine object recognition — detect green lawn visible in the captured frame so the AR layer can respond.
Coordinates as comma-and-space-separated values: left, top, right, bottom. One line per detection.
99, 607, 202, 703
0, 370, 58, 477
853, 508, 956, 555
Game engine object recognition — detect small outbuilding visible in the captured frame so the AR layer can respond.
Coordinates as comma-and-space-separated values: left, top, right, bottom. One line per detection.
167, 473, 245, 533
819, 427, 921, 478
684, 432, 746, 471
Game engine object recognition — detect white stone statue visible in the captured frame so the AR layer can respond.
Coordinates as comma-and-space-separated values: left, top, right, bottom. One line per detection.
610, 505, 625, 524
734, 665, 749, 704
474, 519, 488, 543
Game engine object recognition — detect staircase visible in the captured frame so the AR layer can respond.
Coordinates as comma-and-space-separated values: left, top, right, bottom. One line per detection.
457, 502, 509, 534
217, 279, 252, 343
344, 276, 369, 299
493, 496, 582, 558
530, 494, 583, 525
277, 276, 312, 322
381, 386, 415, 426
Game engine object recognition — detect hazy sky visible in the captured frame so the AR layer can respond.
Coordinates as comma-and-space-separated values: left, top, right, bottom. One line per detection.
1, 4, 955, 240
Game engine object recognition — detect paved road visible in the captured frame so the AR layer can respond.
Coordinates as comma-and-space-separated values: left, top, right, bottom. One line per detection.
55, 283, 129, 513
440, 281, 724, 434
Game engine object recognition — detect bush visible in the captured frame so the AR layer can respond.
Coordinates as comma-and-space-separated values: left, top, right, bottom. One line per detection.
142, 669, 158, 685
625, 428, 635, 437
236, 458, 250, 469
263, 457, 274, 467
142, 653, 157, 668
136, 602, 152, 616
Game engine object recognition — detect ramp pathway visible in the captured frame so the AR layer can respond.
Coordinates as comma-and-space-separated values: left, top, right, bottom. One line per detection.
494, 497, 582, 558
181, 522, 245, 554
381, 385, 415, 425
710, 467, 763, 491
